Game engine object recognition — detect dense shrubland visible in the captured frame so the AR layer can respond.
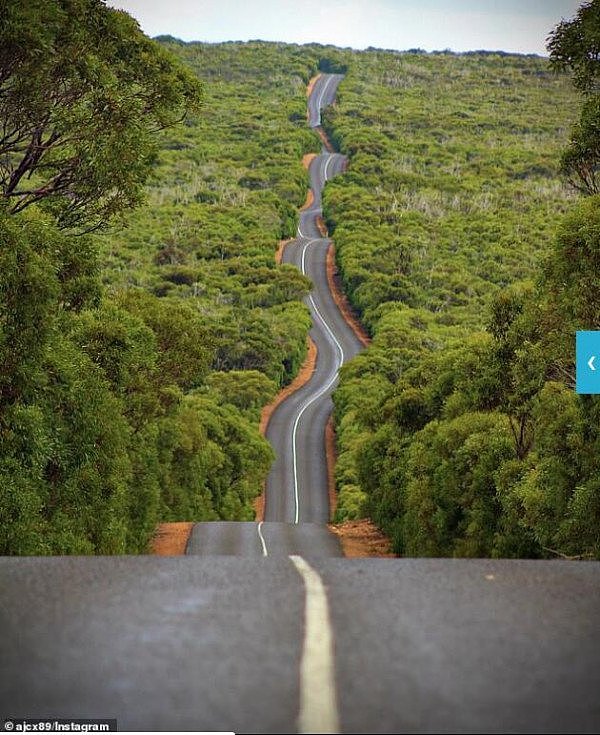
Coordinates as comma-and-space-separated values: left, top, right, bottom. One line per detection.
98, 41, 321, 389
0, 209, 274, 553
0, 3, 343, 554
3, 0, 597, 560
324, 24, 600, 558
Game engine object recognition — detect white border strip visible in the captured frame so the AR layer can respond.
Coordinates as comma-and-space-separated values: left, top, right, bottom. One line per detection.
291, 239, 345, 523
315, 74, 336, 126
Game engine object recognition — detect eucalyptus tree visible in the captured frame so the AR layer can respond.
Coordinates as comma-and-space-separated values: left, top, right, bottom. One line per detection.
0, 0, 202, 230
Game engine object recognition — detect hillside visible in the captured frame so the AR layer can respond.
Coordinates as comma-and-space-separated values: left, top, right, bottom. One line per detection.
2, 17, 593, 557
3, 5, 600, 730
0, 24, 327, 554
316, 50, 600, 558
101, 41, 589, 558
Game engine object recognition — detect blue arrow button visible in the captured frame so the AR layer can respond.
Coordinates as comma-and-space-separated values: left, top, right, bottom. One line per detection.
576, 331, 600, 394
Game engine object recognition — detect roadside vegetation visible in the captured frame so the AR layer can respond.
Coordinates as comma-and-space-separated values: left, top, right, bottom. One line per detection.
0, 2, 328, 554
323, 8, 600, 558
3, 0, 597, 560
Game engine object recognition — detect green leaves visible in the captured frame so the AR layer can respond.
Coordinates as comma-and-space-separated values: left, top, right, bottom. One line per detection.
0, 0, 202, 230
205, 370, 277, 417
548, 1, 600, 195
0, 38, 323, 554
543, 195, 600, 329
403, 413, 514, 557
322, 47, 600, 559
547, 0, 600, 94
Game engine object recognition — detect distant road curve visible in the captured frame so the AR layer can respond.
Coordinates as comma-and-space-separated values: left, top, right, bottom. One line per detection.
263, 74, 362, 528
188, 73, 361, 556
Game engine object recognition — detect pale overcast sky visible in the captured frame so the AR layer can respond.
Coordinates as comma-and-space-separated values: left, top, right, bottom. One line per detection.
108, 0, 582, 55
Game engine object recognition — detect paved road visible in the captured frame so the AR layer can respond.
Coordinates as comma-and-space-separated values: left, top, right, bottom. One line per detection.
308, 73, 345, 128
188, 74, 359, 552
4, 72, 598, 735
264, 76, 362, 527
2, 557, 598, 733
187, 522, 343, 557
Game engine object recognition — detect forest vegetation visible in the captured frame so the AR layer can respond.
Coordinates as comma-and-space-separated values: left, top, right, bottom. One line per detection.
2, 0, 598, 559
0, 0, 355, 554
0, 2, 326, 553
322, 5, 600, 559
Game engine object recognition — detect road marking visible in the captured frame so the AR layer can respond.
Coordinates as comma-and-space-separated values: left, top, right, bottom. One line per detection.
290, 239, 345, 524
308, 292, 344, 361
314, 74, 336, 126
257, 521, 268, 557
301, 240, 345, 368
322, 153, 335, 182
320, 154, 328, 182
289, 555, 340, 734
287, 80, 345, 523
291, 359, 340, 524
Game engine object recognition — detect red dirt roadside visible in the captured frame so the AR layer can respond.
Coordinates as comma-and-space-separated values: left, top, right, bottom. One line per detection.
306, 73, 321, 98
328, 520, 396, 557
326, 243, 371, 348
302, 152, 317, 169
149, 522, 193, 555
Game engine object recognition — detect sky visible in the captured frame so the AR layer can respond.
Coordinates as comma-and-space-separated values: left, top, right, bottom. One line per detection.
108, 0, 582, 56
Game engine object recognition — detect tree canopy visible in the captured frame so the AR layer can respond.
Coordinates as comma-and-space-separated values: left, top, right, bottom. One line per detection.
319, 40, 600, 559
548, 0, 600, 195
0, 0, 202, 230
547, 0, 600, 93
0, 34, 323, 554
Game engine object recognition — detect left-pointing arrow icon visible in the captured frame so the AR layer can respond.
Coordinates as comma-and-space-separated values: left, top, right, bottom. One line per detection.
589, 355, 596, 371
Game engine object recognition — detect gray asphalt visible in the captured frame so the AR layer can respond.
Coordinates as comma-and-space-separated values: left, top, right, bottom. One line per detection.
4, 72, 598, 735
189, 73, 359, 552
187, 522, 343, 557
308, 73, 345, 128
1, 557, 598, 733
263, 76, 362, 527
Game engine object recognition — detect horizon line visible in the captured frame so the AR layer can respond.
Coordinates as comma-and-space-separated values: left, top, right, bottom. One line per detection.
152, 35, 548, 58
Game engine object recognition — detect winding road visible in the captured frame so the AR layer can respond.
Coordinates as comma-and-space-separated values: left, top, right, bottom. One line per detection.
263, 77, 361, 526
187, 73, 361, 555
1, 74, 599, 734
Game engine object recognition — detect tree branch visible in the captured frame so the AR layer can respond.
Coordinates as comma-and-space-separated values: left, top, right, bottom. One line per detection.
541, 545, 594, 561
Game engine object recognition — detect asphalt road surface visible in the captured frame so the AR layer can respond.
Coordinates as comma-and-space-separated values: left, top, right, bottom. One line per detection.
1, 557, 598, 733
187, 521, 343, 557
264, 77, 362, 527
188, 73, 360, 553
187, 74, 362, 556
307, 73, 345, 128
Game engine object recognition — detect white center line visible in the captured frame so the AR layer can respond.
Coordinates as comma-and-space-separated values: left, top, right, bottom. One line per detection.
322, 153, 335, 182
291, 239, 345, 524
314, 75, 336, 126
289, 555, 340, 734
257, 521, 268, 556
320, 154, 328, 183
